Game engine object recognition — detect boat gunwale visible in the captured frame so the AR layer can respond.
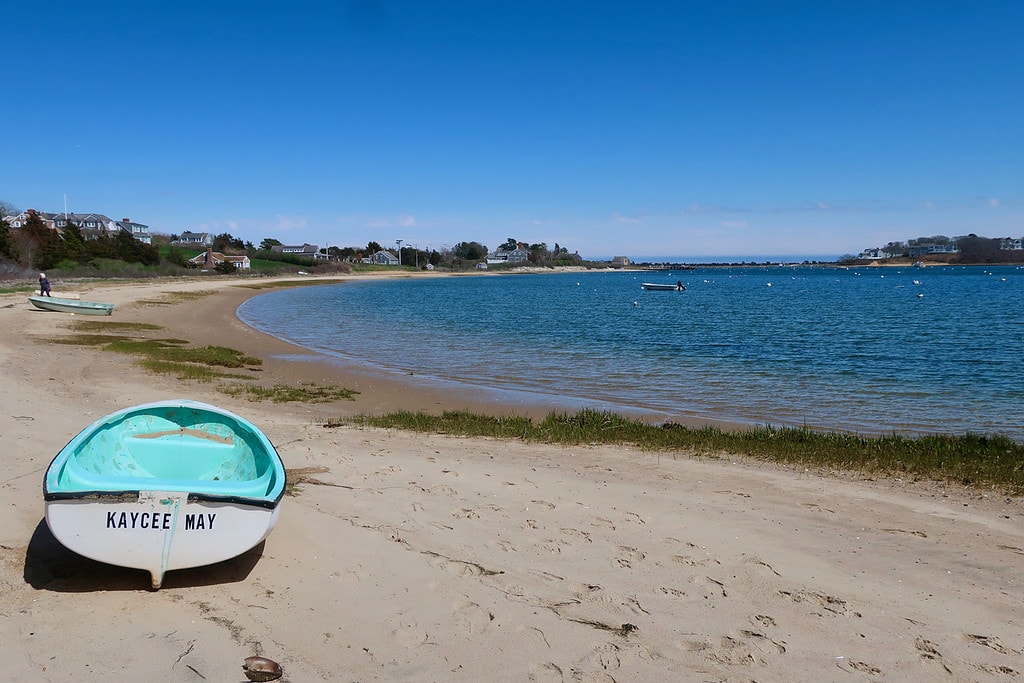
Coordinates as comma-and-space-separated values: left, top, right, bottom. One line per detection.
42, 487, 284, 510
43, 400, 286, 507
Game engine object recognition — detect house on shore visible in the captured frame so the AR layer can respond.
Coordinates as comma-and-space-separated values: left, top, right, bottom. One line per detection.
271, 243, 328, 260
173, 231, 213, 247
3, 209, 151, 243
487, 244, 530, 265
188, 247, 251, 270
367, 250, 399, 265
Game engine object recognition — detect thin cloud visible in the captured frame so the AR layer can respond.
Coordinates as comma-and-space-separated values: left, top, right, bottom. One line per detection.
612, 211, 649, 224
274, 214, 308, 231
339, 213, 420, 229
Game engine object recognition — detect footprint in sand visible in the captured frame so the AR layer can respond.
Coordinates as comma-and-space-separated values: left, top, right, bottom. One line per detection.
671, 554, 720, 568
539, 538, 569, 554
393, 623, 428, 649
779, 589, 859, 617
915, 636, 942, 659
426, 483, 458, 497
571, 588, 650, 617
586, 642, 621, 671
690, 575, 727, 599
528, 662, 564, 682
486, 538, 517, 553
847, 660, 882, 675
560, 528, 592, 543
454, 600, 495, 634
684, 630, 786, 667
614, 546, 646, 568
963, 633, 1018, 655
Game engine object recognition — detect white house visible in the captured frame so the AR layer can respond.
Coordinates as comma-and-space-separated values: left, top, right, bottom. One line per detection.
173, 231, 213, 247
188, 247, 251, 270
271, 243, 328, 260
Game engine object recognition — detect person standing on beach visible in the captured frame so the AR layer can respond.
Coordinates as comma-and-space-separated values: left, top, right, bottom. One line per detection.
38, 273, 51, 297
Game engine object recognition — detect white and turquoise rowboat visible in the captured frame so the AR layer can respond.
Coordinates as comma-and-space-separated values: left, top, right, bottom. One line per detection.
28, 295, 114, 315
43, 400, 286, 589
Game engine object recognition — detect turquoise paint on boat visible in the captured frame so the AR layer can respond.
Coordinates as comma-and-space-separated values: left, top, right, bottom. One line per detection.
43, 400, 286, 588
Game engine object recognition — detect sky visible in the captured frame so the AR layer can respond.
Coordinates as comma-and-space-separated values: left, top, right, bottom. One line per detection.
3, 1, 1022, 260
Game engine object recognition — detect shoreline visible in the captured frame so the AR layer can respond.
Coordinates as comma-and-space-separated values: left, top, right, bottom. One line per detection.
2, 273, 1022, 681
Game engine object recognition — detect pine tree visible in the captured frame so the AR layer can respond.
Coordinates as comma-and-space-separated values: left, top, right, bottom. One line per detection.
0, 218, 18, 261
22, 212, 65, 270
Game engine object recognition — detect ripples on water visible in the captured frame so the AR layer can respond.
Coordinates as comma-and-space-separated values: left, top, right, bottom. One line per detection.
238, 266, 1024, 441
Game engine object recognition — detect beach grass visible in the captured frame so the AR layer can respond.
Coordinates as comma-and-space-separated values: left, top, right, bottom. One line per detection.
335, 409, 1024, 494
52, 322, 359, 401
70, 321, 163, 332
240, 278, 350, 290
103, 339, 262, 368
139, 358, 254, 382
132, 290, 217, 306
222, 382, 360, 403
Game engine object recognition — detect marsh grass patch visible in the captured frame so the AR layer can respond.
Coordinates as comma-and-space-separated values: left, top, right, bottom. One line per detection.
140, 359, 255, 382
71, 320, 163, 332
103, 339, 261, 368
49, 325, 362, 405
336, 409, 1024, 494
222, 382, 359, 403
241, 278, 350, 290
132, 290, 218, 307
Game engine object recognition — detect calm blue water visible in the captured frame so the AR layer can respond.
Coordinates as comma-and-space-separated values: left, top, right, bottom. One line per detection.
238, 266, 1024, 441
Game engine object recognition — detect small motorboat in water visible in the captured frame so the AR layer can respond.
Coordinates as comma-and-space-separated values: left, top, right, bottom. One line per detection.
641, 282, 686, 291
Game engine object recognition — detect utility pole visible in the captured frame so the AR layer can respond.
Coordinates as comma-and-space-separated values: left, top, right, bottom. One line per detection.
396, 239, 403, 266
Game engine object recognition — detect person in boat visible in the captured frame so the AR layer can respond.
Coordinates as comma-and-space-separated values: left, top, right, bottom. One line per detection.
676, 280, 684, 291
38, 273, 51, 297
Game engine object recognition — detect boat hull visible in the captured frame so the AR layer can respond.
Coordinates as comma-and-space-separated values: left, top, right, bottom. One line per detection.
45, 492, 281, 588
641, 283, 685, 291
44, 400, 285, 588
29, 295, 114, 315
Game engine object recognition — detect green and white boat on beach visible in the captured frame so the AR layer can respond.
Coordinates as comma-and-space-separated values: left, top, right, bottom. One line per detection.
43, 400, 286, 589
28, 295, 114, 316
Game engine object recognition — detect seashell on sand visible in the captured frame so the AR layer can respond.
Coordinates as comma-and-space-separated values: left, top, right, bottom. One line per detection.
242, 656, 283, 682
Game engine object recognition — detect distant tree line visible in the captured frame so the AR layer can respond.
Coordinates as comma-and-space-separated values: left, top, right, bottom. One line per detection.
843, 233, 1024, 265
2, 197, 588, 275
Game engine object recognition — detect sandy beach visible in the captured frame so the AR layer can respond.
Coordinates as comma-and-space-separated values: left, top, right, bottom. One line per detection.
2, 274, 1022, 682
